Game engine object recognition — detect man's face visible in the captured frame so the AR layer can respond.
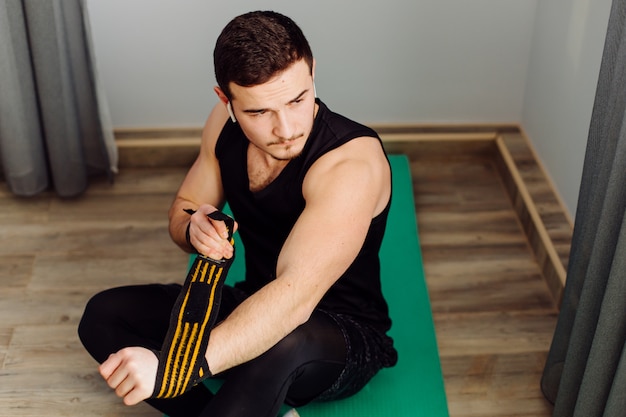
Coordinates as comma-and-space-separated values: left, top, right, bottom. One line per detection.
229, 59, 317, 161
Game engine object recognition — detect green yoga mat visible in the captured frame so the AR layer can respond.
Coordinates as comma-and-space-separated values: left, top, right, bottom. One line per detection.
184, 155, 449, 416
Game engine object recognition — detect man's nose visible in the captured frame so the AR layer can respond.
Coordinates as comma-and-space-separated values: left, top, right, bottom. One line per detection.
273, 111, 295, 140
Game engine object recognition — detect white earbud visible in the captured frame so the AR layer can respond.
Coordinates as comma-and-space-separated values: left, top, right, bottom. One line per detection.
227, 101, 237, 123
313, 82, 317, 98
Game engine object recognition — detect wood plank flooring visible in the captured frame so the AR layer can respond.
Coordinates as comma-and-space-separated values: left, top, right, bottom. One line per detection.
410, 154, 559, 417
0, 138, 563, 416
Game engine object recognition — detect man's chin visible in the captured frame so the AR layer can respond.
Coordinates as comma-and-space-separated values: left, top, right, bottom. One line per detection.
270, 149, 303, 161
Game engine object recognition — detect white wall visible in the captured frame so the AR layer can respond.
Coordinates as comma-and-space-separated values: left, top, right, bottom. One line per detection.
85, 0, 537, 127
86, 0, 614, 219
522, 0, 612, 217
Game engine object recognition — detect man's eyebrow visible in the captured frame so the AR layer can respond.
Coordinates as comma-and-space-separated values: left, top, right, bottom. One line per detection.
289, 90, 308, 103
242, 108, 268, 114
242, 89, 309, 114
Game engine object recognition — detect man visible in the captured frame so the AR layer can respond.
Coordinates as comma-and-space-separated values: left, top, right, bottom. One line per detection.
79, 11, 397, 417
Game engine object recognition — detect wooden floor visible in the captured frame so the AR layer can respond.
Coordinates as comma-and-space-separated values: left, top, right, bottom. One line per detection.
0, 134, 565, 416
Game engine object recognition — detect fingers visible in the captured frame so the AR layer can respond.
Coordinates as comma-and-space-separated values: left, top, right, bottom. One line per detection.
99, 353, 131, 401
191, 221, 234, 259
99, 352, 132, 395
121, 386, 147, 406
99, 353, 121, 381
98, 348, 157, 406
189, 208, 235, 259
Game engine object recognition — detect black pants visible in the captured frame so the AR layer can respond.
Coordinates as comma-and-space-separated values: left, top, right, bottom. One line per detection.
78, 283, 394, 417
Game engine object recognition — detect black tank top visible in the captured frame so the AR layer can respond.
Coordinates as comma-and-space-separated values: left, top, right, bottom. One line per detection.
215, 99, 392, 331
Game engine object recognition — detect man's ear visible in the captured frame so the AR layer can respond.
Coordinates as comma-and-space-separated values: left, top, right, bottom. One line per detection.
214, 86, 229, 105
214, 87, 236, 123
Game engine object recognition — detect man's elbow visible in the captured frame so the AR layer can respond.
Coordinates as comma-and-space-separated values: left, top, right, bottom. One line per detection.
290, 290, 325, 327
292, 305, 314, 327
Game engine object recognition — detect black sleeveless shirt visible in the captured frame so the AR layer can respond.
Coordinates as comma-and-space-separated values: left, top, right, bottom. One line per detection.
215, 99, 392, 332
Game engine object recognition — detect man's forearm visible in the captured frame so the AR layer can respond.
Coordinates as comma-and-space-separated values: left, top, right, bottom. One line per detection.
204, 278, 312, 375
168, 197, 196, 253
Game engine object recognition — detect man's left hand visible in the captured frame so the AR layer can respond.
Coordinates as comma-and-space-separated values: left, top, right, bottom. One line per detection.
99, 346, 158, 405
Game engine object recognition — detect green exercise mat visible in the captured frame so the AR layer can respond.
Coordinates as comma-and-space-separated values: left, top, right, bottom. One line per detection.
184, 154, 449, 416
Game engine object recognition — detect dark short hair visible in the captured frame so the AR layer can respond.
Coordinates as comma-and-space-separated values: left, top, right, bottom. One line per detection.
214, 11, 314, 100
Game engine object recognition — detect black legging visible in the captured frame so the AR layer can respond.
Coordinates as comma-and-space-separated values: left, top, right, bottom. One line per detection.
78, 283, 347, 417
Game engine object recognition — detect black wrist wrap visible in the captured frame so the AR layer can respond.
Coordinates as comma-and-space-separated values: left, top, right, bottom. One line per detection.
152, 210, 235, 398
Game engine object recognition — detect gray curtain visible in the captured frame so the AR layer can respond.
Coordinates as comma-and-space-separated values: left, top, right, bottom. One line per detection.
541, 0, 626, 415
0, 0, 116, 197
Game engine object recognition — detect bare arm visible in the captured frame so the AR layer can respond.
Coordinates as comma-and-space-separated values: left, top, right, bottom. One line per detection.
205, 137, 391, 374
168, 103, 235, 259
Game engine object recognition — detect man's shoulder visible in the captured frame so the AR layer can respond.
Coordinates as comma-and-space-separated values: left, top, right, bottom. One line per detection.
309, 100, 381, 166
317, 100, 377, 139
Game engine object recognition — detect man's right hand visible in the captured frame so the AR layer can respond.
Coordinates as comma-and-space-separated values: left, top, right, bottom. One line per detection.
187, 205, 236, 260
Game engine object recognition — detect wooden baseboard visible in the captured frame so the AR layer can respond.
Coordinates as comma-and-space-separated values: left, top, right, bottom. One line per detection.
114, 125, 571, 306
115, 128, 202, 168
494, 135, 568, 305
113, 124, 515, 168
